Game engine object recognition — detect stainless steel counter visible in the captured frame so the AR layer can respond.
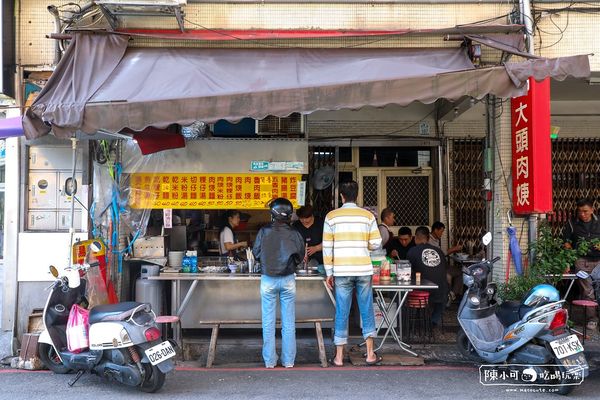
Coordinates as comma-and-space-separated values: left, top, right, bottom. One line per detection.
150, 273, 326, 281
149, 273, 335, 344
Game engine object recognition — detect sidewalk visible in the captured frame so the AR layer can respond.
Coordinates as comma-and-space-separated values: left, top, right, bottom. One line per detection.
178, 332, 600, 370
178, 302, 600, 370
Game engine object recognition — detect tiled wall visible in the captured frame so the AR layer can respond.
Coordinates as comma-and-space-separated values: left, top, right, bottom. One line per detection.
16, 2, 599, 70
14, 1, 598, 284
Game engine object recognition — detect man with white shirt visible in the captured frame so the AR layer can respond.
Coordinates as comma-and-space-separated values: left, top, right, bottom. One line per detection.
323, 181, 382, 367
378, 208, 395, 252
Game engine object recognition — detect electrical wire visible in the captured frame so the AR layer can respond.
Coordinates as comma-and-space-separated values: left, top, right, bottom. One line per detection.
183, 13, 530, 50
488, 96, 512, 202
382, 109, 437, 137
73, 13, 106, 30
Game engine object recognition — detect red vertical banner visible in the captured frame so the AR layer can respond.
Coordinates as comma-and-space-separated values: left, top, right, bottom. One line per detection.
510, 78, 553, 214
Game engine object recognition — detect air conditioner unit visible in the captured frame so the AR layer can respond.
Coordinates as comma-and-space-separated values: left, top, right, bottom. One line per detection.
95, 0, 186, 6
255, 113, 305, 136
94, 0, 186, 31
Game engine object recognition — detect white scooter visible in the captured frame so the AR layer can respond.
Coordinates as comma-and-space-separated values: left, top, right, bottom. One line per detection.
457, 233, 589, 395
38, 263, 177, 392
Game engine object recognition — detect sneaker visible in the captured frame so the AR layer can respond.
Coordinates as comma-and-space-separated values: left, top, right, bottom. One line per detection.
586, 321, 598, 331
283, 365, 294, 368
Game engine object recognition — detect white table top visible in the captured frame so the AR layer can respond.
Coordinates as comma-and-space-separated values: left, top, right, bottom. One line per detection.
373, 278, 438, 290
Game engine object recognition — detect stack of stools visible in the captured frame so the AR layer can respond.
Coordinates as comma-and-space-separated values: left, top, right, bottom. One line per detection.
403, 290, 433, 342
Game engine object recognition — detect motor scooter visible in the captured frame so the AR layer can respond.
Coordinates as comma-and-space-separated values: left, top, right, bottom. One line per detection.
38, 262, 178, 392
457, 233, 589, 395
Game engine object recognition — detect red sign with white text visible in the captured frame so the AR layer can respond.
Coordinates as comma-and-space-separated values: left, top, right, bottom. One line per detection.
510, 78, 553, 214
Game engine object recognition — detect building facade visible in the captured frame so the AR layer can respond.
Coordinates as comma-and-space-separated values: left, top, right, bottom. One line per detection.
1, 0, 599, 351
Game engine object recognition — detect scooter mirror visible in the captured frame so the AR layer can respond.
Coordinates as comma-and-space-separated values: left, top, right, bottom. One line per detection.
49, 265, 59, 278
89, 241, 102, 253
576, 270, 590, 280
482, 232, 492, 246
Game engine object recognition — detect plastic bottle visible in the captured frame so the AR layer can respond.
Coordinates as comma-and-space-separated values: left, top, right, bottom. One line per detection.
181, 257, 191, 273
388, 256, 397, 280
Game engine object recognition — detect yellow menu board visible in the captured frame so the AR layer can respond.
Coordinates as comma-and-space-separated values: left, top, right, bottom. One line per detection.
129, 173, 301, 209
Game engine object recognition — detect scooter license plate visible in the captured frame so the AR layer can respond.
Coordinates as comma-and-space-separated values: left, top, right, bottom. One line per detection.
550, 334, 583, 359
144, 341, 176, 366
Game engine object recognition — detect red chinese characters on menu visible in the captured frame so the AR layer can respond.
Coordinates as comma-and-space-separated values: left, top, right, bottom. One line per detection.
510, 78, 553, 214
129, 173, 300, 209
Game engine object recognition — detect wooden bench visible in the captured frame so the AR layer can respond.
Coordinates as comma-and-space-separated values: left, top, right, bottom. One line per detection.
198, 318, 334, 368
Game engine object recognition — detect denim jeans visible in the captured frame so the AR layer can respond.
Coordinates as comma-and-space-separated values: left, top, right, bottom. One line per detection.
260, 274, 296, 367
333, 275, 376, 346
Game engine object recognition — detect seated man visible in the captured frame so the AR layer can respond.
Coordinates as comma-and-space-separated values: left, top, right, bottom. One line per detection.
387, 226, 415, 260
407, 226, 448, 328
430, 221, 463, 305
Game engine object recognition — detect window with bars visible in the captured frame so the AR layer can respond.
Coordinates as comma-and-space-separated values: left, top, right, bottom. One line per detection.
359, 170, 432, 226
386, 176, 430, 226
362, 176, 378, 207
548, 138, 600, 236
256, 113, 303, 135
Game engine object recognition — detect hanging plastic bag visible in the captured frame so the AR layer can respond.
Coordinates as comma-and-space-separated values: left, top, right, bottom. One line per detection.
86, 265, 110, 308
66, 304, 90, 353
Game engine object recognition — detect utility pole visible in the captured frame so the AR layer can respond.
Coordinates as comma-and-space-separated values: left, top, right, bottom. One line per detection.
520, 0, 538, 261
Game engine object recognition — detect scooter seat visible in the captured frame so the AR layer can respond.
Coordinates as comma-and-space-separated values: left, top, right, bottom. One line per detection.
496, 301, 533, 327
89, 302, 148, 324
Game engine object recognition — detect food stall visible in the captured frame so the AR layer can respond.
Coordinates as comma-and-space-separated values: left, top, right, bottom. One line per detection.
108, 138, 336, 358
19, 32, 590, 365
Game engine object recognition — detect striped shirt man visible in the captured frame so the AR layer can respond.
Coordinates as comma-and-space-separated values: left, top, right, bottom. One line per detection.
322, 203, 382, 277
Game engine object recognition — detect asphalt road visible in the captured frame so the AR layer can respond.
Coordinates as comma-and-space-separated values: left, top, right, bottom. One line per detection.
1, 365, 598, 400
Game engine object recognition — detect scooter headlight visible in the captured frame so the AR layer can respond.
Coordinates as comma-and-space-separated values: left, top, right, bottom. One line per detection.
469, 296, 480, 306
463, 275, 474, 287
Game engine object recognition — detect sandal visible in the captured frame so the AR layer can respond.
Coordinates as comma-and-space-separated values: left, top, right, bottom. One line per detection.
365, 353, 383, 366
328, 358, 344, 367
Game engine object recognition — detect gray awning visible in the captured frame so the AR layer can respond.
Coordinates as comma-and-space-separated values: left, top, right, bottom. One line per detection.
23, 33, 590, 139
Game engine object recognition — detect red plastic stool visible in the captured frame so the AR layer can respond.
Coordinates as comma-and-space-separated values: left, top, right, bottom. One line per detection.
571, 300, 598, 344
404, 291, 432, 342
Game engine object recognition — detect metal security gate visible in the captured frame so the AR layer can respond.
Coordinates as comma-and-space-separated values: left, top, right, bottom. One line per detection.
450, 139, 486, 248
548, 138, 600, 235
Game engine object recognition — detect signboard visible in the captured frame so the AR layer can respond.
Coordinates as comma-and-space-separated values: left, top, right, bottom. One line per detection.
510, 78, 552, 214
250, 161, 305, 172
129, 173, 301, 209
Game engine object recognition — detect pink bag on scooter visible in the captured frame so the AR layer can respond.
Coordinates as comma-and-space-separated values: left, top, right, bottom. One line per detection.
66, 304, 90, 353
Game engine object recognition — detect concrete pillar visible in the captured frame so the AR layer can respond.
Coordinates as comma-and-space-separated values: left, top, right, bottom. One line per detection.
489, 101, 530, 284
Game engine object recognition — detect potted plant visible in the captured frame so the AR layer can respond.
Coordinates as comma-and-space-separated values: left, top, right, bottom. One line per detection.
498, 224, 597, 301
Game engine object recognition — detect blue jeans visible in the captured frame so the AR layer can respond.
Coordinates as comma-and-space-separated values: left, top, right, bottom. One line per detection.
333, 275, 376, 346
260, 274, 296, 367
